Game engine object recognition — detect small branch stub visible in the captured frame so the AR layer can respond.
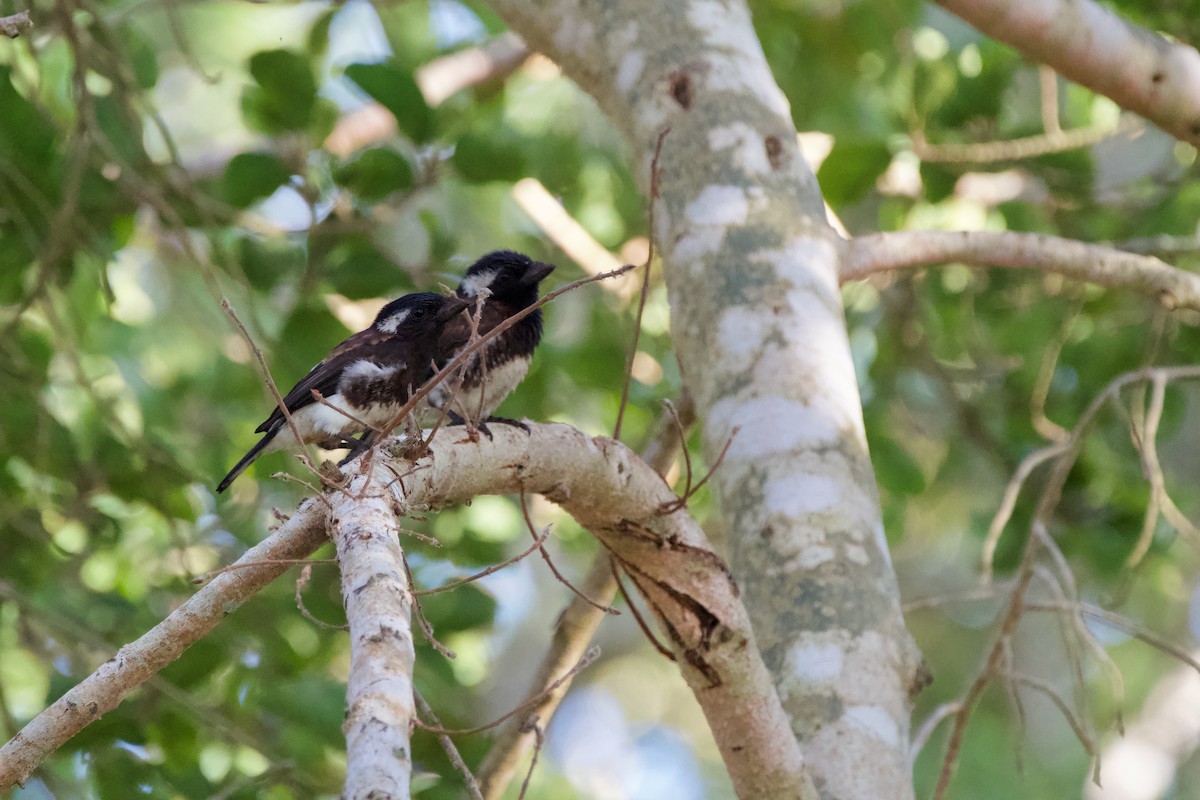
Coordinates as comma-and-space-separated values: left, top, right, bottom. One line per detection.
0, 10, 32, 38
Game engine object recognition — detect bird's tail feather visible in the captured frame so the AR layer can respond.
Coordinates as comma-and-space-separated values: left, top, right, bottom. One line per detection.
216, 433, 276, 493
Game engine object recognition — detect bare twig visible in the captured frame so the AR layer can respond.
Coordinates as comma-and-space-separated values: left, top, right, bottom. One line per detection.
221, 299, 318, 477
295, 564, 347, 630
415, 691, 486, 800
910, 116, 1139, 163
659, 426, 738, 514
416, 646, 600, 736
191, 557, 337, 585
414, 526, 552, 597
609, 558, 675, 661
613, 128, 668, 441
841, 230, 1200, 311
519, 492, 617, 615
400, 554, 456, 660
515, 721, 544, 800
910, 701, 963, 761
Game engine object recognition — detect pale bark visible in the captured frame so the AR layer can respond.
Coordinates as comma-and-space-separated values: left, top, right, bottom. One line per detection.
842, 231, 1200, 310
0, 499, 329, 790
329, 479, 417, 800
484, 1, 923, 796
936, 0, 1200, 147
371, 423, 818, 799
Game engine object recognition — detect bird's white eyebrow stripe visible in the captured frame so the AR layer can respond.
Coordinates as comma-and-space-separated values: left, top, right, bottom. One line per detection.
377, 308, 410, 333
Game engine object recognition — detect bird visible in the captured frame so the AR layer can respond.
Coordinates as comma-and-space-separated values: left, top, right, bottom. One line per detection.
217, 292, 470, 493
427, 250, 555, 433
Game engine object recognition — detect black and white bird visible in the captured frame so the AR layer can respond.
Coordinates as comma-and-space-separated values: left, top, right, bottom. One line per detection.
217, 292, 469, 493
428, 250, 554, 430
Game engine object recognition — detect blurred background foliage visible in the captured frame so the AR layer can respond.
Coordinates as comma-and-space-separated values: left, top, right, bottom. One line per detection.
2, 0, 1200, 798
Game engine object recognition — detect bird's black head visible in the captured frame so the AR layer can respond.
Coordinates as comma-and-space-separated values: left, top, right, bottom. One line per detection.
374, 292, 469, 336
457, 250, 555, 307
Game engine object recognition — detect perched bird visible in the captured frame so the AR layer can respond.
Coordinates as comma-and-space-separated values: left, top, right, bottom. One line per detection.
428, 250, 554, 430
217, 292, 469, 493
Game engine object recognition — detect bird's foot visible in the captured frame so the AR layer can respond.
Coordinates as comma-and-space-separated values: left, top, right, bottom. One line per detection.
446, 413, 529, 442
336, 435, 370, 467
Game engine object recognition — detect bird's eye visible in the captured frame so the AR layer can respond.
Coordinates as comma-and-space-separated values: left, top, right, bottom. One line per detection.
412, 308, 427, 319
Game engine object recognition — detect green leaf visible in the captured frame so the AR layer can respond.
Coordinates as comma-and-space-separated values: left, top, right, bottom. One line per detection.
277, 304, 352, 379
121, 23, 159, 89
868, 433, 926, 496
326, 239, 410, 299
307, 7, 337, 56
242, 49, 317, 134
333, 147, 414, 201
817, 140, 891, 206
344, 61, 434, 143
223, 152, 292, 208
0, 67, 57, 165
237, 234, 303, 291
452, 131, 527, 183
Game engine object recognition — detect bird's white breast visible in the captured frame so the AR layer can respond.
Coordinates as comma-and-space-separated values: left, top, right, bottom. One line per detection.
430, 353, 531, 422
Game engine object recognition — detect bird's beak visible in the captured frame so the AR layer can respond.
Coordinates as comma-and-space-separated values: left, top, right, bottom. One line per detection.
438, 296, 471, 323
522, 261, 556, 286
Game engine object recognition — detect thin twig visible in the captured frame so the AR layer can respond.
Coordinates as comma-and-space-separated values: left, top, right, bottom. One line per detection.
414, 526, 553, 597
609, 557, 675, 661
1003, 671, 1097, 763
1026, 601, 1200, 676
663, 398, 693, 491
221, 299, 318, 477
295, 564, 347, 630
980, 442, 1070, 583
416, 646, 600, 736
190, 558, 337, 585
400, 553, 456, 659
309, 388, 383, 434
659, 426, 739, 514
613, 128, 668, 441
519, 493, 617, 615
415, 691, 486, 800
910, 702, 963, 761
515, 720, 544, 800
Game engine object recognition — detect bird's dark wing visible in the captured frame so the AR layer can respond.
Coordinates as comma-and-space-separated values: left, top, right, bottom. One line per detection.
254, 328, 400, 434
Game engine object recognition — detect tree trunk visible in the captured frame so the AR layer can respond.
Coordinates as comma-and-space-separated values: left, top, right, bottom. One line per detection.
485, 1, 926, 797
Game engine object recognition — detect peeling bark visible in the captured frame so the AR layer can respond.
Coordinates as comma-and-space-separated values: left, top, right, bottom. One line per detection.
484, 1, 923, 796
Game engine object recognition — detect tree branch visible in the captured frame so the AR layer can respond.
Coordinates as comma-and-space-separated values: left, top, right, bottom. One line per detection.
476, 396, 693, 798
0, 499, 329, 790
329, 478, 416, 799
0, 418, 812, 798
842, 230, 1200, 310
352, 422, 818, 800
935, 0, 1200, 147
0, 10, 32, 38
484, 3, 924, 795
